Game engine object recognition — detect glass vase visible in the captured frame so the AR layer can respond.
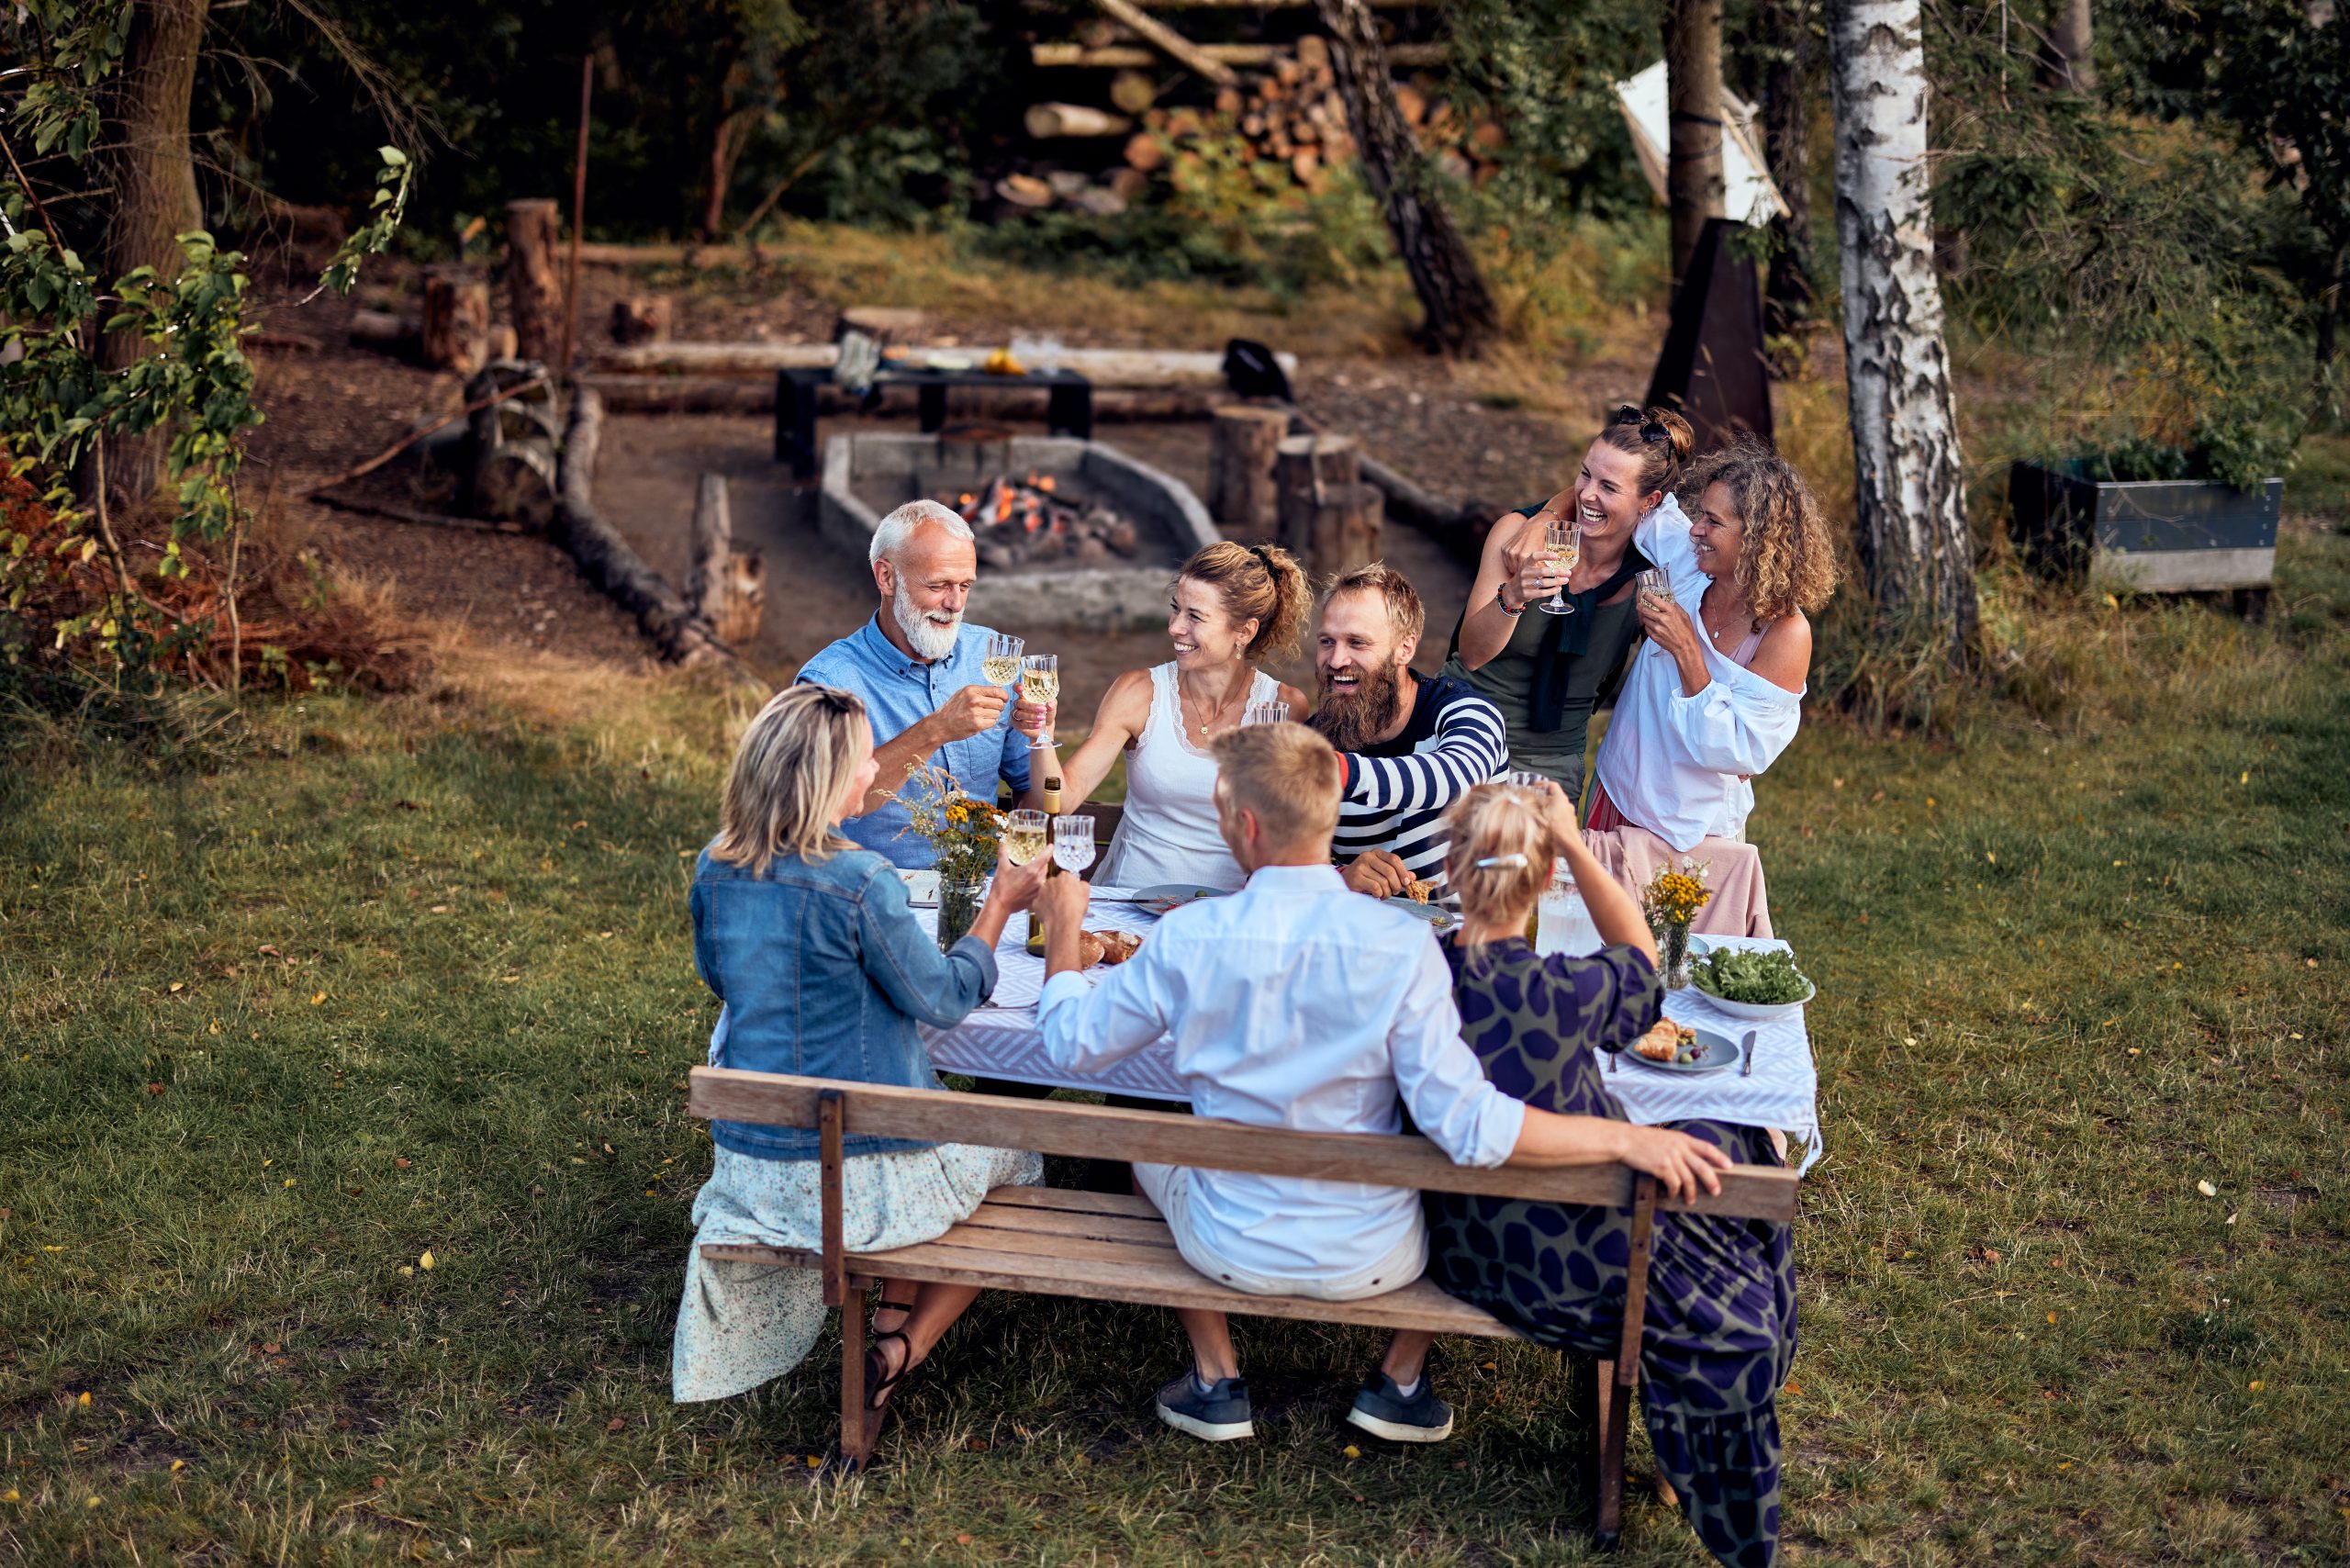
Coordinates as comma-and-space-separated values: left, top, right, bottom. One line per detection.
936, 873, 987, 952
1653, 917, 1693, 990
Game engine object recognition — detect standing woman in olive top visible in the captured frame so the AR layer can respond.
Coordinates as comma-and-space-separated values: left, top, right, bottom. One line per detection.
1441, 406, 1697, 799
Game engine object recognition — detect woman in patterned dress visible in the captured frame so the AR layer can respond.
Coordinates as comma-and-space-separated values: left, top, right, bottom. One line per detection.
1389, 780, 1796, 1567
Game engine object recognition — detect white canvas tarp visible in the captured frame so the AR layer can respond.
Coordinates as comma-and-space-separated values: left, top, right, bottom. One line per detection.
1613, 60, 1786, 226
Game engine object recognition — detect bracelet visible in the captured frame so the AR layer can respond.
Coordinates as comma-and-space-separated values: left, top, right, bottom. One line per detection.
1495, 588, 1527, 618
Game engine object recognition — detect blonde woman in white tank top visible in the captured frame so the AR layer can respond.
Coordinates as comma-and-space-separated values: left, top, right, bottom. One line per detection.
1037, 543, 1312, 890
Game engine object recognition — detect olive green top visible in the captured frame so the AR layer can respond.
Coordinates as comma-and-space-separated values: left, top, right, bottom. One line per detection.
1443, 587, 1643, 798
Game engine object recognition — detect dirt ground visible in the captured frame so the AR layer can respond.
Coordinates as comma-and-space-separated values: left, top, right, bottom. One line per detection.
242, 255, 1656, 712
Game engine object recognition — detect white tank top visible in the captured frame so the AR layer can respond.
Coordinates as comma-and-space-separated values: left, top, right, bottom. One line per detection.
1096, 662, 1280, 891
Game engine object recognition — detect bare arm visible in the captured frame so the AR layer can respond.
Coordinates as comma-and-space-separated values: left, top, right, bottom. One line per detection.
1505, 1107, 1729, 1201
1055, 670, 1154, 805
856, 685, 1012, 816
1745, 612, 1813, 696
1456, 498, 1571, 670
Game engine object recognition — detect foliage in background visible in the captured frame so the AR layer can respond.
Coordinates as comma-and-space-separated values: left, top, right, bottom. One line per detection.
1441, 0, 1660, 227
0, 2, 407, 704
1926, 0, 2325, 486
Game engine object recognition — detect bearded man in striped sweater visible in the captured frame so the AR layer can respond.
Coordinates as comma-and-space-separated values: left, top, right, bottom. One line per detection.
1307, 564, 1511, 899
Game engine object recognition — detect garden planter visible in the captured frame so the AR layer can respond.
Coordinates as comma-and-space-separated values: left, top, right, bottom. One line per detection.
2008, 459, 2280, 598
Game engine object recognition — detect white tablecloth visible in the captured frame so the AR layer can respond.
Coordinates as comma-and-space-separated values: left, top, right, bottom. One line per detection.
918, 891, 1824, 1172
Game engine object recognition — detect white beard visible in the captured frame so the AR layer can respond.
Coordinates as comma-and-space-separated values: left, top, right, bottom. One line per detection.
893, 580, 962, 662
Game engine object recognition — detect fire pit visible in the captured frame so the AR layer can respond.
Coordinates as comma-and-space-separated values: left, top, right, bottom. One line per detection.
818, 432, 1219, 631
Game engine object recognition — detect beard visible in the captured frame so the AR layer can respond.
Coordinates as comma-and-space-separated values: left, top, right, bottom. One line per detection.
892, 579, 962, 662
1309, 659, 1404, 752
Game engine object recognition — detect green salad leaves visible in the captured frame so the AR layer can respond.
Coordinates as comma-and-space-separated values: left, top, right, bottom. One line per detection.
1692, 948, 1812, 1005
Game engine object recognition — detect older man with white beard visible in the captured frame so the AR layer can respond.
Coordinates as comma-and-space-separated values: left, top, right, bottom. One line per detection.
795, 500, 1054, 868
1307, 563, 1510, 899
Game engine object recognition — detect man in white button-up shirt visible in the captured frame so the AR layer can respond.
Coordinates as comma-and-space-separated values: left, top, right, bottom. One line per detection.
1031, 723, 1728, 1445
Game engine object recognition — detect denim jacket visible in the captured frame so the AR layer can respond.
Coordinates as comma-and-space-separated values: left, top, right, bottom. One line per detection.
693, 842, 998, 1159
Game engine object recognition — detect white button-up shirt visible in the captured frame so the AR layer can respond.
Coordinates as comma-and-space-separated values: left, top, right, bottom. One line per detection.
1035, 864, 1527, 1287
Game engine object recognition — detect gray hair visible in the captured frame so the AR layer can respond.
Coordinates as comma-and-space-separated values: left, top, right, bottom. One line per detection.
870, 499, 974, 568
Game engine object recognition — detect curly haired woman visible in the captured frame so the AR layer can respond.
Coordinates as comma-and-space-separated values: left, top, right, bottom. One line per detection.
1584, 440, 1839, 937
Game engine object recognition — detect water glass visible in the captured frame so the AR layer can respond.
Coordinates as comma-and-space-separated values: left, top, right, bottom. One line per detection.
1502, 768, 1549, 793
1052, 815, 1097, 875
1535, 859, 1604, 958
1243, 700, 1292, 727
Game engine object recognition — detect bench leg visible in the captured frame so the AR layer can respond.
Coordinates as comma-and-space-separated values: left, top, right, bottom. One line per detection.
1594, 1357, 1631, 1551
836, 1273, 871, 1471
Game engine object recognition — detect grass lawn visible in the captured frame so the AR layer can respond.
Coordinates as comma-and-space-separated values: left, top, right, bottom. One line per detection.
4, 532, 2347, 1566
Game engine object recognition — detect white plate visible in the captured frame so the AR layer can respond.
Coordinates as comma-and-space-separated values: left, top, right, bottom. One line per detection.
1130, 882, 1227, 915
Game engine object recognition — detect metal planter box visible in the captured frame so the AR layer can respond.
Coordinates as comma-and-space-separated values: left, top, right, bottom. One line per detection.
2008, 459, 2279, 592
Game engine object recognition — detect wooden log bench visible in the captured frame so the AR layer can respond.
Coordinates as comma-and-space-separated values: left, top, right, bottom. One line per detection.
687, 1067, 1798, 1550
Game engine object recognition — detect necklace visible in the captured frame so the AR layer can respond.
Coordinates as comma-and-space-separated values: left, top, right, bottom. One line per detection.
1699, 583, 1753, 646
1180, 670, 1248, 740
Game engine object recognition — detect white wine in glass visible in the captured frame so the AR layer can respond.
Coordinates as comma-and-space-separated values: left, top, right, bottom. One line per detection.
1003, 809, 1049, 867
981, 632, 1024, 689
1020, 655, 1059, 751
1538, 520, 1583, 616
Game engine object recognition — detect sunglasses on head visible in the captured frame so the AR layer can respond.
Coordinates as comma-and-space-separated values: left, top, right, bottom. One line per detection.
1612, 405, 1670, 444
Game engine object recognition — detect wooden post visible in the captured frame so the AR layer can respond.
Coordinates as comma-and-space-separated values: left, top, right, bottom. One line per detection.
1275, 433, 1380, 577
609, 296, 672, 346
1208, 405, 1290, 530
560, 56, 593, 377
505, 198, 565, 366
420, 264, 490, 375
685, 472, 766, 645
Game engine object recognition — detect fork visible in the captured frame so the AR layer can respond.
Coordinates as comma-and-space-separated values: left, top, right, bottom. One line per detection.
1740, 1027, 1758, 1077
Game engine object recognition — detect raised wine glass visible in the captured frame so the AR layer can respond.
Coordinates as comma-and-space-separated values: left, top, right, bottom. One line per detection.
1019, 654, 1059, 752
980, 633, 1025, 692
1242, 700, 1292, 727
1635, 566, 1673, 609
1002, 809, 1049, 868
1052, 814, 1096, 876
1537, 518, 1583, 616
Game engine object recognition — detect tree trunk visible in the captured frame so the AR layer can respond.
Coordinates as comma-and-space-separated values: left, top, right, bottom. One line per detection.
1314, 0, 1501, 357
1828, 0, 1978, 664
2042, 0, 2097, 91
1665, 0, 1728, 295
420, 265, 491, 375
93, 0, 211, 512
506, 199, 565, 367
2315, 239, 2344, 385
1275, 434, 1381, 577
1208, 405, 1291, 531
1760, 0, 1820, 361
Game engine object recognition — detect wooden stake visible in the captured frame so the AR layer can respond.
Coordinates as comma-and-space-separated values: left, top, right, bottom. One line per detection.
560, 55, 593, 378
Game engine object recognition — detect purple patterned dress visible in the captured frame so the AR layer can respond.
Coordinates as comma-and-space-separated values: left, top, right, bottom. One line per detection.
1426, 937, 1796, 1568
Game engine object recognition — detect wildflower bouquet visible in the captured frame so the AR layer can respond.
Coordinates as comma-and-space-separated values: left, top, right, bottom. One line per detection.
1639, 857, 1713, 989
898, 765, 1002, 947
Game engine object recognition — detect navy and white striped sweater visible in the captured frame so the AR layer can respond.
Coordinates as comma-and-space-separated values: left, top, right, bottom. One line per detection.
1333, 673, 1511, 893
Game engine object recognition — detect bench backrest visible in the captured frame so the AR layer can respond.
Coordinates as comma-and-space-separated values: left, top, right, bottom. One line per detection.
688, 1067, 1797, 1222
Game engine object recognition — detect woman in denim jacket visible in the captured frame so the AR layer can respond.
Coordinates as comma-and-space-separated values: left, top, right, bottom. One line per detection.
673, 684, 1046, 1455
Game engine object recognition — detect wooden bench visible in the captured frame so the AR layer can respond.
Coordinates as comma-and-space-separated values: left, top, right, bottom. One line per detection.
688, 1067, 1799, 1549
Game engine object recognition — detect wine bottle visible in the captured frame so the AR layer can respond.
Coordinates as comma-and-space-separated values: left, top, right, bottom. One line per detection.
1026, 775, 1064, 955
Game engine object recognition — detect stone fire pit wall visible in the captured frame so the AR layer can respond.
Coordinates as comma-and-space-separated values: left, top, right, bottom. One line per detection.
818, 433, 1222, 632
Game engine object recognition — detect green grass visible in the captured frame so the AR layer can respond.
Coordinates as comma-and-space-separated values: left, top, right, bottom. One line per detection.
5, 536, 2348, 1565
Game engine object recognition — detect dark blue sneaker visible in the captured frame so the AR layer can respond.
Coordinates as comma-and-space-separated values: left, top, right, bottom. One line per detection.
1155, 1369, 1254, 1441
1347, 1370, 1454, 1443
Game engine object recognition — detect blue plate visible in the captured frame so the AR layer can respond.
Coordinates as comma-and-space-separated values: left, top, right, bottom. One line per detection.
1629, 1026, 1744, 1075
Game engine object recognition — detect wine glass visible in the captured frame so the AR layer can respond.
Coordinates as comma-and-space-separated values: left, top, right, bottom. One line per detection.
1636, 567, 1673, 608
1502, 768, 1548, 792
981, 633, 1024, 691
1003, 809, 1049, 868
1019, 654, 1059, 751
1537, 519, 1583, 616
1052, 814, 1096, 876
1243, 700, 1292, 727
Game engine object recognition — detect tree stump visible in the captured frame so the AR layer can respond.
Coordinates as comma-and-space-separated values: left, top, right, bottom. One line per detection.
1275, 434, 1381, 577
610, 295, 672, 347
1208, 405, 1291, 532
505, 198, 565, 367
685, 472, 767, 645
420, 264, 491, 375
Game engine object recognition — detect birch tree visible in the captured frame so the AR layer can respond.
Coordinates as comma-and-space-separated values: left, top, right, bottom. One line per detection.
1828, 0, 1978, 662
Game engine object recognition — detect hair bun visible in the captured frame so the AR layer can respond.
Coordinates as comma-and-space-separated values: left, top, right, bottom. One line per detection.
1651, 407, 1696, 463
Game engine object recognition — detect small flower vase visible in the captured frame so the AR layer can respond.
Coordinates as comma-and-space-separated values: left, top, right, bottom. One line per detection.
936, 873, 987, 952
1654, 918, 1693, 990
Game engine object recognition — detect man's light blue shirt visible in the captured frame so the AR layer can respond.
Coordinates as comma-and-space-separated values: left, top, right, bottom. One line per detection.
795, 612, 1033, 868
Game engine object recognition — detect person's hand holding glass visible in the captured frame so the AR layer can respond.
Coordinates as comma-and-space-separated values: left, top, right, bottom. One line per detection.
1537, 518, 1583, 616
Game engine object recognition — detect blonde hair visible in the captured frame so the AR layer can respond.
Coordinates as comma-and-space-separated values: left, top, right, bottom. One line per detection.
1442, 784, 1556, 932
1684, 438, 1840, 623
1323, 560, 1425, 644
711, 685, 868, 876
1179, 540, 1312, 661
1204, 722, 1339, 850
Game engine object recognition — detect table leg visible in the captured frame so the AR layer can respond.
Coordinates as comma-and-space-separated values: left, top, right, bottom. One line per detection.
919, 384, 947, 433
1048, 381, 1093, 442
